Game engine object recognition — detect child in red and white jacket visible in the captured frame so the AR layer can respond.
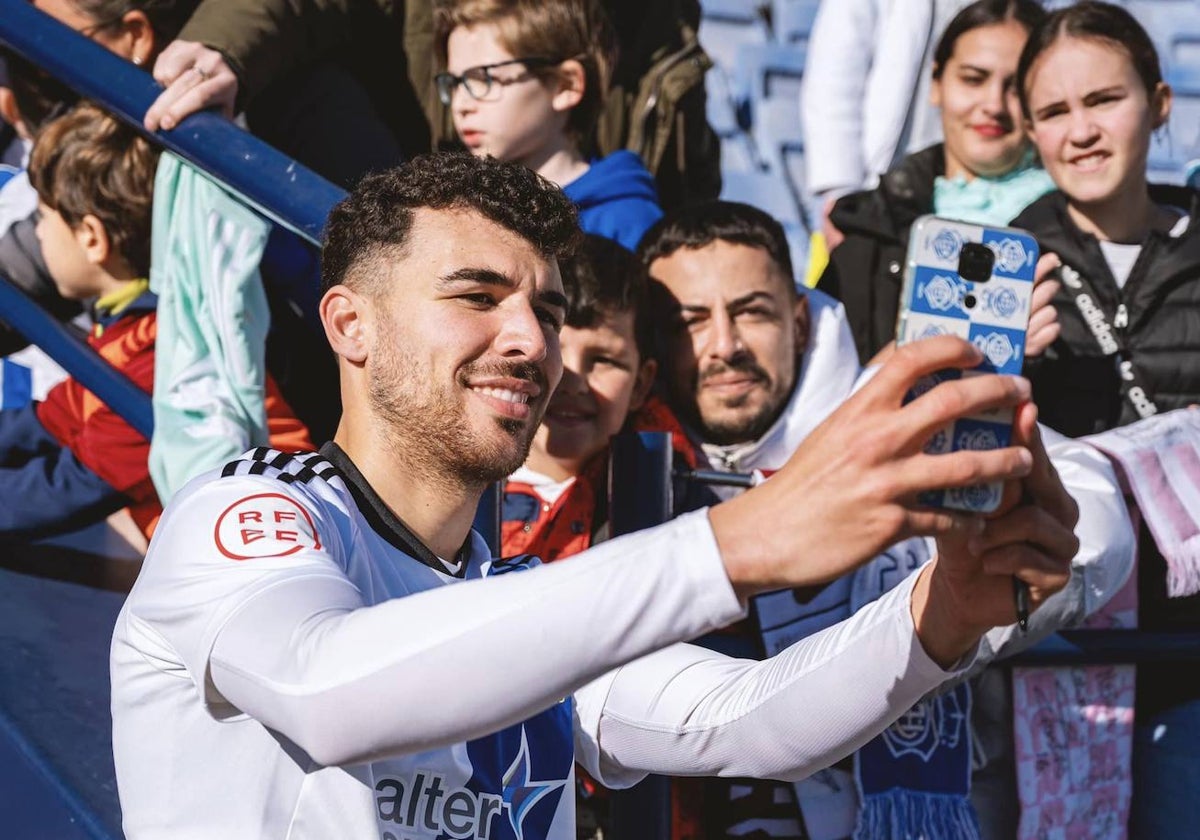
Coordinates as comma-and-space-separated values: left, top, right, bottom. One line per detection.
0, 102, 311, 541
502, 233, 691, 560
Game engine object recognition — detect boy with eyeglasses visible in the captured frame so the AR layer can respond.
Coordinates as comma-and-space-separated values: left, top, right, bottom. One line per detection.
433, 0, 662, 251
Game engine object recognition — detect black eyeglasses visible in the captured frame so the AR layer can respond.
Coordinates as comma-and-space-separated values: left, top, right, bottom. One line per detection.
434, 57, 557, 106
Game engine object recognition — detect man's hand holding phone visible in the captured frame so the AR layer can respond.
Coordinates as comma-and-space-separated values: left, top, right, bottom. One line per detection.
916, 401, 1079, 664
709, 334, 1074, 667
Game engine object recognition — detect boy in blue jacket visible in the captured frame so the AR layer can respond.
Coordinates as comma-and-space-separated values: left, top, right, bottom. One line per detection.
434, 0, 662, 250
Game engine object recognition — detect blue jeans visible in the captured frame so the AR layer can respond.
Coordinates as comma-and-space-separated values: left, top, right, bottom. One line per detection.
1130, 698, 1200, 838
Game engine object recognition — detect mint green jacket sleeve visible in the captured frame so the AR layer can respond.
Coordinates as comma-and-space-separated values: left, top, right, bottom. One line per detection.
149, 153, 273, 502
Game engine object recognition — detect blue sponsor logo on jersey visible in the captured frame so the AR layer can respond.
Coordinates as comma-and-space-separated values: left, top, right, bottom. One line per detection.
375, 702, 573, 840
464, 701, 574, 840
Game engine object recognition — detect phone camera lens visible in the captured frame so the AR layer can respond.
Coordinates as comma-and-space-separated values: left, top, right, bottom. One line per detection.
958, 242, 995, 283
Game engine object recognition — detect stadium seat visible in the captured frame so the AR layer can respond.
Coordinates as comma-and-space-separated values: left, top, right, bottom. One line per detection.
1165, 63, 1200, 163
731, 42, 806, 116
771, 0, 821, 46
748, 95, 807, 212
751, 93, 803, 153
1124, 0, 1200, 71
719, 168, 803, 227
720, 133, 761, 174
697, 0, 770, 79
706, 79, 740, 138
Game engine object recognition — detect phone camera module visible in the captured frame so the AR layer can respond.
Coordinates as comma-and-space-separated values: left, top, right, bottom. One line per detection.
958, 242, 995, 283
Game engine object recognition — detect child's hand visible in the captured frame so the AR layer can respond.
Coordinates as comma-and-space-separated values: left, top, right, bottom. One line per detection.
1026, 252, 1062, 358
144, 41, 239, 132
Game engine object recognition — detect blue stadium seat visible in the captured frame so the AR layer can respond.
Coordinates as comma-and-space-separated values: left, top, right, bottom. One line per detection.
732, 42, 806, 114
706, 80, 740, 138
752, 93, 803, 153
720, 134, 761, 174
1165, 63, 1200, 165
719, 168, 803, 227
716, 169, 810, 276
1155, 7, 1200, 71
697, 0, 770, 79
749, 95, 806, 209
771, 0, 821, 46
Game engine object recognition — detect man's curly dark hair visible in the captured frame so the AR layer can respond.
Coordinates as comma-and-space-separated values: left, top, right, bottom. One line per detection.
321, 153, 581, 293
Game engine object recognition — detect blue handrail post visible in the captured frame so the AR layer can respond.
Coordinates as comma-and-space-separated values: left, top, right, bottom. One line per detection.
608, 431, 674, 840
0, 273, 153, 438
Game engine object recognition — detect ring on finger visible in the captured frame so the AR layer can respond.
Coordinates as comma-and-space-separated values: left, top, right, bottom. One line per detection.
192, 64, 212, 82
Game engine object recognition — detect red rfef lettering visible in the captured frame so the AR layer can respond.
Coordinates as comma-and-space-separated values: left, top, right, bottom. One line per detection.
214, 493, 322, 560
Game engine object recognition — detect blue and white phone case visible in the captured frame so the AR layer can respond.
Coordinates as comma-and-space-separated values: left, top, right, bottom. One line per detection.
896, 215, 1039, 513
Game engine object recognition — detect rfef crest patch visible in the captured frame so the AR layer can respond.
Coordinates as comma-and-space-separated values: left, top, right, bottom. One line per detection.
213, 493, 322, 560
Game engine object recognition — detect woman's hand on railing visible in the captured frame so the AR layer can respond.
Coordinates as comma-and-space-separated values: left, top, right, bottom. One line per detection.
144, 40, 238, 132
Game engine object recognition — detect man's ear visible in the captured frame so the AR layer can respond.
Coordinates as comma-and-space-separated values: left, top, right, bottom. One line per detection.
628, 357, 658, 412
793, 292, 810, 349
551, 59, 586, 113
320, 284, 371, 365
75, 214, 111, 266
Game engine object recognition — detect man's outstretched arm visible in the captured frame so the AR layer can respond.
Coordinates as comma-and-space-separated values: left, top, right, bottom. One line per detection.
579, 400, 1080, 787
141, 337, 1056, 768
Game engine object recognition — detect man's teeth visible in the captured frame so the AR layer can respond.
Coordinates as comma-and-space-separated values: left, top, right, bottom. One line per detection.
474, 386, 530, 404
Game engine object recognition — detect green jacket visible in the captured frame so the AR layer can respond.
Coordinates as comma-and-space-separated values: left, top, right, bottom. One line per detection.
178, 0, 438, 156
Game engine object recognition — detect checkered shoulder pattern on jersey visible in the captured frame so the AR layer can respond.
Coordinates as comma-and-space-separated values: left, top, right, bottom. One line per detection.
219, 446, 339, 485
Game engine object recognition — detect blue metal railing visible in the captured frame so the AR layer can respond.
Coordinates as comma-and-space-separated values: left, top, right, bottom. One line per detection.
0, 273, 154, 438
0, 0, 344, 247
0, 0, 347, 440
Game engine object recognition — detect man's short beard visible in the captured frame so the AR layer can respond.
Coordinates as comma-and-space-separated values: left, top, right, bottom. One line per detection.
367, 341, 543, 489
683, 358, 788, 446
696, 398, 782, 446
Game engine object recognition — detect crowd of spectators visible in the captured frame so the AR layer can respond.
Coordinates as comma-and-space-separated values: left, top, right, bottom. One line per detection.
1, 0, 1199, 837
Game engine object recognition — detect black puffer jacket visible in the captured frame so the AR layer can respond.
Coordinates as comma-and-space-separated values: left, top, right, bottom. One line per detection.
1014, 185, 1200, 716
816, 145, 943, 363
1012, 186, 1200, 437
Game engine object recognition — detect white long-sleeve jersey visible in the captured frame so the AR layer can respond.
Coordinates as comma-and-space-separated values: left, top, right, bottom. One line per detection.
111, 443, 966, 839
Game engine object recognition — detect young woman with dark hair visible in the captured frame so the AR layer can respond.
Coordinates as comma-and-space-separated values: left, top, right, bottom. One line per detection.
817, 0, 1058, 365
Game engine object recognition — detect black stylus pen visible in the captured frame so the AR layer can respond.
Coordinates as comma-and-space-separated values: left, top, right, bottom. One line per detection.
1013, 576, 1030, 632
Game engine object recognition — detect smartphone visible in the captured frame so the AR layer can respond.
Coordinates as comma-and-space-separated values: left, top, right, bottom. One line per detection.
895, 215, 1039, 513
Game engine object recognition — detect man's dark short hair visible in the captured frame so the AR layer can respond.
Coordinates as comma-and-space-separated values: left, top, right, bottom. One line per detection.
559, 233, 653, 360
637, 200, 795, 290
321, 153, 581, 293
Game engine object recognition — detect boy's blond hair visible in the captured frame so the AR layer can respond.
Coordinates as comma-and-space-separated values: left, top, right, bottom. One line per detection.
434, 0, 616, 144
29, 101, 160, 277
